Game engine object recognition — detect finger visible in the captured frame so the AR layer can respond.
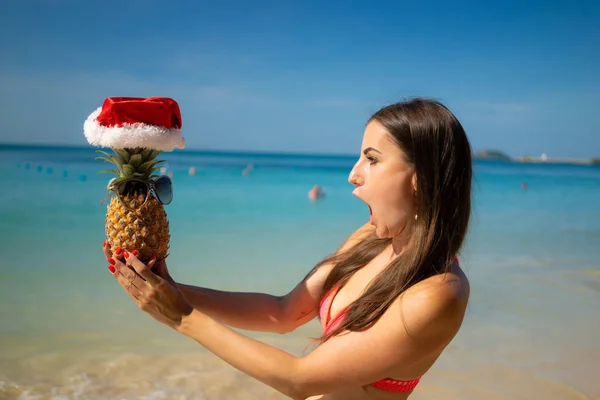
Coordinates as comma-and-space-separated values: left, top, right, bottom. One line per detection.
103, 241, 125, 263
124, 250, 161, 286
109, 265, 144, 300
103, 240, 113, 259
110, 256, 147, 291
113, 246, 125, 262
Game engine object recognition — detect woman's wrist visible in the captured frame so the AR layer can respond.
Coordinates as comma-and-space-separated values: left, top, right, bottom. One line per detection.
176, 308, 203, 335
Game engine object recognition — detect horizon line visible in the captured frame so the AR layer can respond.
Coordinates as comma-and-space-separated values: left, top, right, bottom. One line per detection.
0, 142, 596, 162
0, 142, 359, 159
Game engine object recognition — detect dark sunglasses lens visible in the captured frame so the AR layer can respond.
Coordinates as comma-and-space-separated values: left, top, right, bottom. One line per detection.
115, 180, 148, 196
154, 176, 173, 205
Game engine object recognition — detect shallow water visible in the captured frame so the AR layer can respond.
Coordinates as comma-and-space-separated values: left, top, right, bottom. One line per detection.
1, 146, 599, 399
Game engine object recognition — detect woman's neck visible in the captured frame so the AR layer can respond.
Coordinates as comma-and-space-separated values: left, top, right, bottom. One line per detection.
390, 235, 411, 259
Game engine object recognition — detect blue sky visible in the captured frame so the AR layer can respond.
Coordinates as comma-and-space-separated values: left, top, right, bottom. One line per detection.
0, 0, 598, 158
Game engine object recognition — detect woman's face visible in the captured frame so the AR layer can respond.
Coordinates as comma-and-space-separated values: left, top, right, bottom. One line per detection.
349, 120, 417, 239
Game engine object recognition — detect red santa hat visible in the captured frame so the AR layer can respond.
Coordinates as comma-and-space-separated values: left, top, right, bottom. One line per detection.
83, 97, 186, 151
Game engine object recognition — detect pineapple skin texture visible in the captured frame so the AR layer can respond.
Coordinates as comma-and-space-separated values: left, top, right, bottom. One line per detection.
105, 193, 170, 263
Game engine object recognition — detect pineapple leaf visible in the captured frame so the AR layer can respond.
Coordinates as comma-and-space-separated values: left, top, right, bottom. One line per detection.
96, 149, 116, 161
94, 156, 112, 163
129, 154, 143, 168
95, 155, 124, 168
95, 150, 124, 169
139, 160, 166, 173
106, 177, 118, 189
109, 155, 124, 167
140, 148, 154, 159
95, 149, 110, 156
113, 149, 131, 163
139, 160, 156, 171
132, 172, 146, 178
97, 169, 119, 176
115, 163, 125, 175
121, 164, 135, 176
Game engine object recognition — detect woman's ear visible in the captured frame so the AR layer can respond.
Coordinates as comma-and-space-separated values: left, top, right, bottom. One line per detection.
412, 172, 417, 193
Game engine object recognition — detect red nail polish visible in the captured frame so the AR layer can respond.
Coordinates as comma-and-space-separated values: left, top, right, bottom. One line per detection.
149, 255, 155, 262
115, 247, 122, 255
124, 251, 129, 258
103, 240, 107, 248
108, 265, 116, 273
132, 249, 139, 256
108, 258, 116, 265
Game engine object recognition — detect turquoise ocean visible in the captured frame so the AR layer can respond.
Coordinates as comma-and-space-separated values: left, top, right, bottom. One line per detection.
1, 145, 599, 399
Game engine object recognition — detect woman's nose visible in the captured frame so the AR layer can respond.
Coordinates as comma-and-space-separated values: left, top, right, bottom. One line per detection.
348, 164, 364, 186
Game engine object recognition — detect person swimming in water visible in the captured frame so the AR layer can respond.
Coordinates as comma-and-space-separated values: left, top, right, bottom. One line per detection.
102, 98, 473, 400
308, 184, 326, 201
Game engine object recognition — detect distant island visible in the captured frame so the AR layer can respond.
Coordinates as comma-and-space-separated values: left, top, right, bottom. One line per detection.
473, 150, 512, 161
517, 153, 597, 165
473, 150, 599, 165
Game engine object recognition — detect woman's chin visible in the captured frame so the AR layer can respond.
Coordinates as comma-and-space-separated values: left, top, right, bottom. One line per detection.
374, 222, 405, 239
374, 225, 392, 239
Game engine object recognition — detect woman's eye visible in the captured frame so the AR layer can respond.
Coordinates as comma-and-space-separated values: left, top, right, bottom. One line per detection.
367, 156, 378, 165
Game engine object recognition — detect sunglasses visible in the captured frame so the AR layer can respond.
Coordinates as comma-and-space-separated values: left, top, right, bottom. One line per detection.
102, 175, 173, 209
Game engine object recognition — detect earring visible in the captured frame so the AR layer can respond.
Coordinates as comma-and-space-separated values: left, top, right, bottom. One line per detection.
414, 190, 418, 221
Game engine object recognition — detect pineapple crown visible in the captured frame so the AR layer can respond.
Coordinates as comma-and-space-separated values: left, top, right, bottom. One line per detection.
96, 147, 166, 189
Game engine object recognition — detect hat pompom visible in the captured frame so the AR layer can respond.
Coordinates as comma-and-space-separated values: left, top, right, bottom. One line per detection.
83, 97, 186, 151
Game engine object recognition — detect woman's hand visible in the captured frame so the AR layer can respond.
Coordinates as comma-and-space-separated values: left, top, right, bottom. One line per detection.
103, 243, 193, 329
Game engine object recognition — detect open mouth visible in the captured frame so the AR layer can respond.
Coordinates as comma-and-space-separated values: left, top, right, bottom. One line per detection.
353, 189, 374, 223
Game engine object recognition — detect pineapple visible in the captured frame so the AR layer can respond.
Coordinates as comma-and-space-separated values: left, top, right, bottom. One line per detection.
96, 147, 170, 263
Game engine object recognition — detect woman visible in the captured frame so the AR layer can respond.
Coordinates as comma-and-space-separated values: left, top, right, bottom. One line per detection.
103, 98, 472, 400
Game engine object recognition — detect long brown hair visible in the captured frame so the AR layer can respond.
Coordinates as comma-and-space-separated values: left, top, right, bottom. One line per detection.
312, 98, 472, 343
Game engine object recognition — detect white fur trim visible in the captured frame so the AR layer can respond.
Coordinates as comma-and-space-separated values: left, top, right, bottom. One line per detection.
83, 107, 186, 151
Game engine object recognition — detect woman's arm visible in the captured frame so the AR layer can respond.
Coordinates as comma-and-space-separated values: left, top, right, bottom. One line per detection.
176, 277, 466, 400
175, 284, 301, 334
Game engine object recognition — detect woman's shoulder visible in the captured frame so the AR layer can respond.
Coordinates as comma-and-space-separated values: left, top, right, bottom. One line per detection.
390, 262, 470, 338
416, 261, 469, 300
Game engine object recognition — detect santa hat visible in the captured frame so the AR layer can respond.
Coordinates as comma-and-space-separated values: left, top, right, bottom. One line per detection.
83, 97, 186, 151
